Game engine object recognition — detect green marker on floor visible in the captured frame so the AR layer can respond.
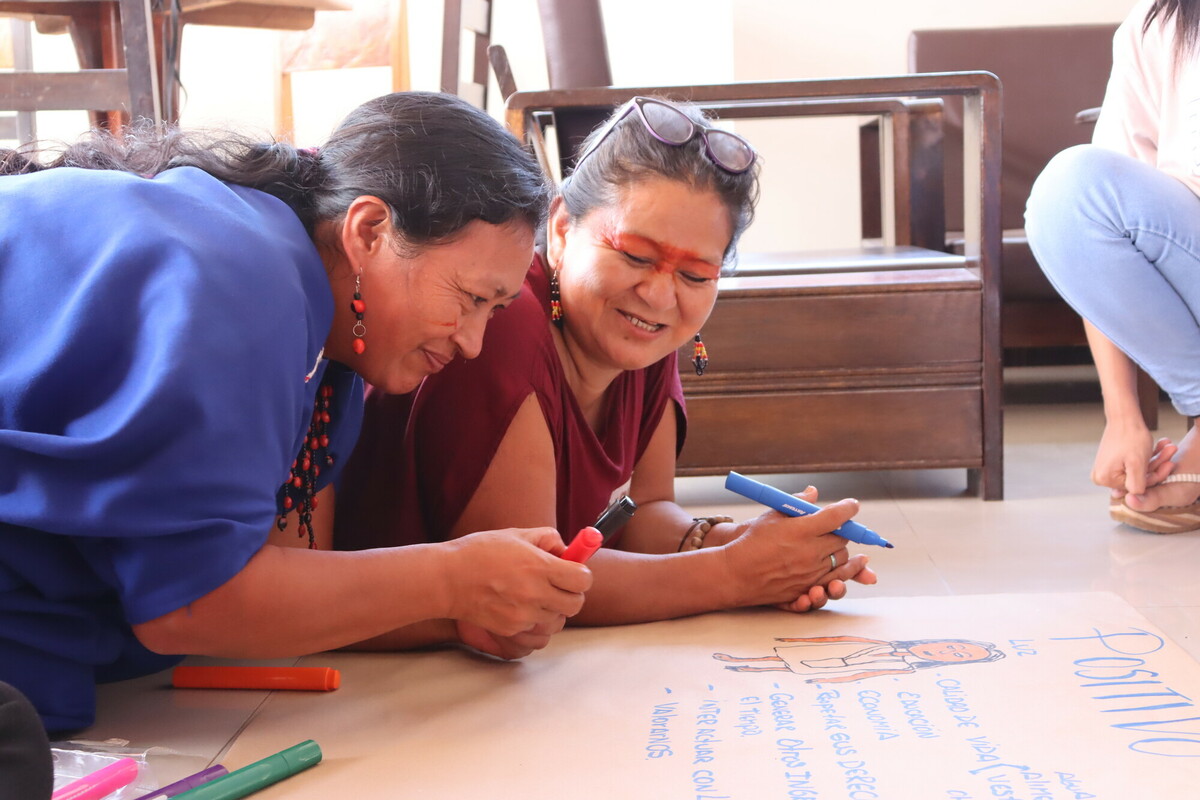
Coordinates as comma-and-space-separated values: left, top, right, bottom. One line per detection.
172, 740, 322, 800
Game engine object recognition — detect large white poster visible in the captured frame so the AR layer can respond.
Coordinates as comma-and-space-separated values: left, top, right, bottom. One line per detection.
220, 592, 1199, 798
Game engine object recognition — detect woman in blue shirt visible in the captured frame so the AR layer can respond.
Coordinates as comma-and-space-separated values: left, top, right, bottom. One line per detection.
0, 92, 592, 732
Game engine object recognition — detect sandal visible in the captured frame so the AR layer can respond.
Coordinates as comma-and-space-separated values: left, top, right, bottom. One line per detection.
1109, 473, 1200, 534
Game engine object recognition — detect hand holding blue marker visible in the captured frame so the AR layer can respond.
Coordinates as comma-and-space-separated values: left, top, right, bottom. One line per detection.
724, 471, 893, 549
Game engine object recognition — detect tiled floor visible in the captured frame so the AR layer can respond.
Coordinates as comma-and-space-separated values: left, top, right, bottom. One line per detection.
675, 366, 1200, 663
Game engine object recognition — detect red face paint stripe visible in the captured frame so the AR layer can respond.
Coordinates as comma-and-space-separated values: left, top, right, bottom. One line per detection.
602, 230, 722, 280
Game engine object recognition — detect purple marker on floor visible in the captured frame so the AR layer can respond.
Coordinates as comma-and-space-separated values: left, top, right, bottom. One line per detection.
132, 765, 229, 800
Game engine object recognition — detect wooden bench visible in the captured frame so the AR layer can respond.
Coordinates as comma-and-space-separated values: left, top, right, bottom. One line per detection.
503, 73, 1003, 499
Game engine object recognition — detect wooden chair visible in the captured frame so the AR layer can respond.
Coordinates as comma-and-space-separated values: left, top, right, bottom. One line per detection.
863, 25, 1163, 428
440, 0, 491, 108
0, 0, 161, 129
529, 0, 609, 168
276, 0, 408, 142
501, 74, 1005, 499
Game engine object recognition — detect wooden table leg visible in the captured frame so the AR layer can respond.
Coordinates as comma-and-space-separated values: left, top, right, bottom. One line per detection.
62, 0, 126, 129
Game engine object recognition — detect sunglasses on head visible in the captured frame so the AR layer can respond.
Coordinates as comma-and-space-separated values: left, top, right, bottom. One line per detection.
573, 96, 757, 175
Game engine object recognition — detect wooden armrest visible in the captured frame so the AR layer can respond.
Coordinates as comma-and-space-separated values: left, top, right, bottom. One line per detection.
504, 72, 996, 289
505, 79, 961, 253
503, 74, 997, 184
503, 72, 1000, 113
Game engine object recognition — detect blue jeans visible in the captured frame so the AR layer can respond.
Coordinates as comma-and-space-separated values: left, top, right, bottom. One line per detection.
1026, 144, 1200, 416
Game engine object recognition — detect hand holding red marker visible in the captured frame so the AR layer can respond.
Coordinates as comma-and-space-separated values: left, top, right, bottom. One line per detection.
561, 526, 604, 562
561, 495, 637, 563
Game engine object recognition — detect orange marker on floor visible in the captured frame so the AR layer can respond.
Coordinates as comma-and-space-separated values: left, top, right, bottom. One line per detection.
172, 666, 341, 692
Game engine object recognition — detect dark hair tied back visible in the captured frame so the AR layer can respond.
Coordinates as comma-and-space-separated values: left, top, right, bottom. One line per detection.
234, 141, 327, 229
311, 92, 550, 246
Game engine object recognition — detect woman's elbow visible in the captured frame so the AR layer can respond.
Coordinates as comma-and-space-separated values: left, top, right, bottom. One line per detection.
132, 607, 197, 656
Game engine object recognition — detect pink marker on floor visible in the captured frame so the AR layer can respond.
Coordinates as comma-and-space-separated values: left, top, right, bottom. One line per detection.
52, 757, 139, 800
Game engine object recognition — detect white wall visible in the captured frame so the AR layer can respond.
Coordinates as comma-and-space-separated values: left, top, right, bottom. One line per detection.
12, 0, 1136, 251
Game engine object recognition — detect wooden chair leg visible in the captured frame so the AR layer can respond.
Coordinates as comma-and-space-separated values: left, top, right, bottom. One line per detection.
65, 6, 108, 130
116, 0, 162, 125
1136, 367, 1160, 431
277, 71, 295, 143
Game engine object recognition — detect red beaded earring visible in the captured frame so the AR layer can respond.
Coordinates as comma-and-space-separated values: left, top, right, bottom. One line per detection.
351, 273, 366, 354
692, 333, 709, 376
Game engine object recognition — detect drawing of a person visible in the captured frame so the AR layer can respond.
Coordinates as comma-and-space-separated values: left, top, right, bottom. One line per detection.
713, 636, 1004, 683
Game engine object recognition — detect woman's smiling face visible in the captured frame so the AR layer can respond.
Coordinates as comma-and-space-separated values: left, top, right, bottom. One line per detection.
548, 177, 732, 377
327, 213, 533, 394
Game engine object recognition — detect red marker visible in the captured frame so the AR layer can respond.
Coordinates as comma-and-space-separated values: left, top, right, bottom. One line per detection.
560, 495, 638, 563
561, 526, 604, 563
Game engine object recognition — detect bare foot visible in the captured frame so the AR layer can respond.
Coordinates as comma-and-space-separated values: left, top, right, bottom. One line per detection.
1125, 425, 1200, 511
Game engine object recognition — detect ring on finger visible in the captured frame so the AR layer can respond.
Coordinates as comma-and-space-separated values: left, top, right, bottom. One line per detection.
829, 553, 837, 570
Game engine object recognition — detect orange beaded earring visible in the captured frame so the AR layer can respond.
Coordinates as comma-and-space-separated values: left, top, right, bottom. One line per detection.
692, 333, 709, 375
549, 267, 564, 329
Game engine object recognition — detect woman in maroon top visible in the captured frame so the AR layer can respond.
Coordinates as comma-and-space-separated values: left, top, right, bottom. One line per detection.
337, 97, 876, 627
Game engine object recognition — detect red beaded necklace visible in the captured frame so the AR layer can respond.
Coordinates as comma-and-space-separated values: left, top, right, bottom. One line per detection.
275, 380, 334, 548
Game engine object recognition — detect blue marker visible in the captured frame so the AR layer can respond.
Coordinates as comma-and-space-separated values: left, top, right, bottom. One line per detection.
724, 471, 893, 549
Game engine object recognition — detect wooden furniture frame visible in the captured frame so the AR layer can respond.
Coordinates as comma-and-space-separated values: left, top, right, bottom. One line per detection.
0, 0, 160, 127
889, 26, 1165, 428
2, 0, 355, 127
0, 17, 35, 140
504, 73, 1004, 499
440, 0, 490, 108
275, 0, 409, 142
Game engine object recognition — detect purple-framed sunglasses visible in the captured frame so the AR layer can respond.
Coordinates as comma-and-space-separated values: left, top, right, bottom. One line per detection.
573, 96, 757, 174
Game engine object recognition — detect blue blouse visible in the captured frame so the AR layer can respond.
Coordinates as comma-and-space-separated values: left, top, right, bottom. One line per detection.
0, 167, 363, 731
